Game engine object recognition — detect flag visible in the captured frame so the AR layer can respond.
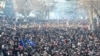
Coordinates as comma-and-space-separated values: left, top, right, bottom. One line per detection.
18, 45, 23, 50
26, 39, 35, 47
45, 23, 48, 29
19, 39, 25, 47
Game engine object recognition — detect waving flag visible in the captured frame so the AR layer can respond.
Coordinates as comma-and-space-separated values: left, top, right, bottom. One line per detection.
26, 39, 35, 47
19, 39, 25, 47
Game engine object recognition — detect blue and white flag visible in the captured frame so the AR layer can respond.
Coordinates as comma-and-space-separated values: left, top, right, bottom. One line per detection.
26, 39, 35, 47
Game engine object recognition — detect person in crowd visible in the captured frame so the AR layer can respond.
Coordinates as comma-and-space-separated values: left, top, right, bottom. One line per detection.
0, 26, 99, 56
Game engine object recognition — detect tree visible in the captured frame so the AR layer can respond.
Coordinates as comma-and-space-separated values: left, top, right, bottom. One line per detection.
13, 0, 56, 19
77, 0, 100, 19
77, 0, 100, 29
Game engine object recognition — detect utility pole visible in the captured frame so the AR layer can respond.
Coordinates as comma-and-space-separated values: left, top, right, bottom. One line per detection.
90, 1, 93, 30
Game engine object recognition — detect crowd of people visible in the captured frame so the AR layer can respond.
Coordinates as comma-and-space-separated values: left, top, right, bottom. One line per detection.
0, 26, 100, 56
